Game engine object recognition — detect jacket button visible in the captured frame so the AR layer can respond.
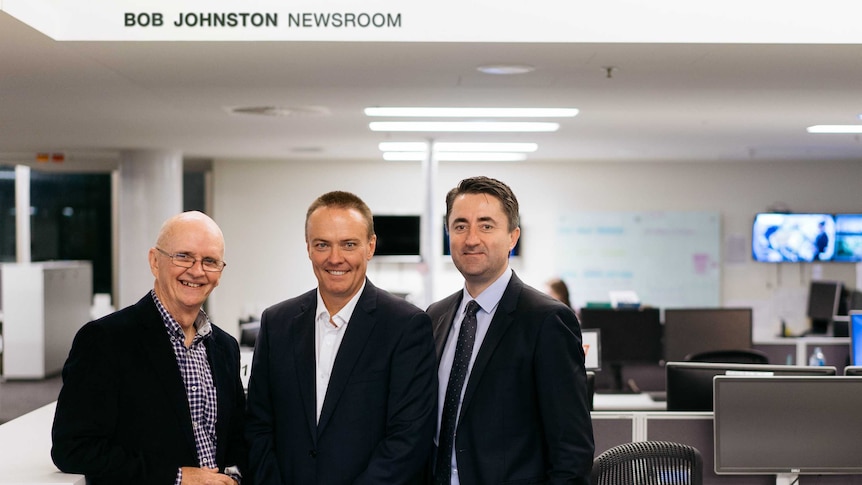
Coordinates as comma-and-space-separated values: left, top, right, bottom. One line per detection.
309, 450, 318, 458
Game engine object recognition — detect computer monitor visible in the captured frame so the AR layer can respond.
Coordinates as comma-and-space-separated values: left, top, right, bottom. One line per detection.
239, 320, 260, 348
665, 361, 837, 412
663, 308, 753, 362
581, 328, 601, 370
714, 375, 862, 477
807, 280, 843, 334
578, 307, 662, 391
850, 310, 862, 365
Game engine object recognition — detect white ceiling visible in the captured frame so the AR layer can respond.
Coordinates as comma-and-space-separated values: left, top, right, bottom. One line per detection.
3, 11, 862, 167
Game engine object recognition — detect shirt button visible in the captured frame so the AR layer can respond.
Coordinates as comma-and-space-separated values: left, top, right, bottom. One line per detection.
192, 386, 197, 391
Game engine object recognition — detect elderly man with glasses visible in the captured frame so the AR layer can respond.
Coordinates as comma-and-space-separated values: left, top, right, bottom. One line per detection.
51, 211, 247, 485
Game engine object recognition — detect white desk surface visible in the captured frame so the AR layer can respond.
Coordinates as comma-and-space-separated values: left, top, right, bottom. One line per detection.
0, 402, 85, 484
593, 392, 667, 411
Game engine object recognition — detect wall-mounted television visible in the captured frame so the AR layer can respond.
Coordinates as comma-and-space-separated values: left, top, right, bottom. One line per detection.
833, 213, 862, 262
372, 215, 421, 262
752, 212, 835, 262
714, 375, 862, 477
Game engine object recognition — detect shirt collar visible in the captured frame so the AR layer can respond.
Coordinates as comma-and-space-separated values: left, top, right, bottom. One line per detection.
151, 289, 212, 341
462, 266, 512, 315
315, 279, 366, 328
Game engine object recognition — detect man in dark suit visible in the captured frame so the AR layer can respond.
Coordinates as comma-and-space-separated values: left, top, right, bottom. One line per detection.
245, 191, 436, 484
51, 211, 246, 485
428, 176, 594, 485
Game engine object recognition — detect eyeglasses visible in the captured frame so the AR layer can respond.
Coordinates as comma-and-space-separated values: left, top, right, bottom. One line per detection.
155, 247, 227, 272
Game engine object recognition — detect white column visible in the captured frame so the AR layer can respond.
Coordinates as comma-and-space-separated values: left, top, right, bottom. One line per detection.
420, 140, 440, 308
117, 150, 182, 308
14, 165, 31, 263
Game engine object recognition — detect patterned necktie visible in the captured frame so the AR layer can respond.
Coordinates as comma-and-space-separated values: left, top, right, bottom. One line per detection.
435, 300, 480, 485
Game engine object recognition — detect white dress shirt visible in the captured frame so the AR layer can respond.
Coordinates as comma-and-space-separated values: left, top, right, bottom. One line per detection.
314, 281, 364, 423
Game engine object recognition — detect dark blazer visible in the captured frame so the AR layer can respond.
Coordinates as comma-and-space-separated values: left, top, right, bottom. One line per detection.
427, 273, 594, 485
245, 279, 437, 485
51, 294, 247, 485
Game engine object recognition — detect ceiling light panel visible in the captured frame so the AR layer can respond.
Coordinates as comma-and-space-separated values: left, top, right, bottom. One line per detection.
364, 107, 578, 118
378, 142, 538, 152
369, 121, 560, 132
383, 152, 527, 162
807, 125, 862, 134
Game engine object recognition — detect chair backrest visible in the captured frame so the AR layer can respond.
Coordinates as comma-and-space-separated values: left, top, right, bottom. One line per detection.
586, 371, 595, 411
591, 440, 703, 485
683, 348, 769, 364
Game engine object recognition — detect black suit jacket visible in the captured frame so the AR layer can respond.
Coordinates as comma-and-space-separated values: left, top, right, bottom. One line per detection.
245, 279, 437, 485
51, 294, 247, 485
427, 273, 594, 485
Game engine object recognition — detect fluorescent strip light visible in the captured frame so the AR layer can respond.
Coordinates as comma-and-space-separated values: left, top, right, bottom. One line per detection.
807, 125, 862, 134
378, 142, 538, 153
369, 121, 559, 132
365, 107, 578, 118
383, 152, 528, 162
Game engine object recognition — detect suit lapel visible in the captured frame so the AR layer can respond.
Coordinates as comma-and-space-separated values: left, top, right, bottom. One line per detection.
459, 275, 522, 418
137, 298, 198, 456
206, 331, 232, 458
316, 282, 377, 435
291, 298, 319, 443
433, 293, 461, 362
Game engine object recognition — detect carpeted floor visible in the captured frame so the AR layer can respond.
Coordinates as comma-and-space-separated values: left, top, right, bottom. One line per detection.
0, 374, 63, 425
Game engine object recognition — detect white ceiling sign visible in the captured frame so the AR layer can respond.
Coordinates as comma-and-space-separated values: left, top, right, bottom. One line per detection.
3, 0, 862, 43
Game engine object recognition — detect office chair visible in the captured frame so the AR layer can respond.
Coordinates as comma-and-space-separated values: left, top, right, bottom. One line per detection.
683, 348, 769, 364
591, 440, 703, 485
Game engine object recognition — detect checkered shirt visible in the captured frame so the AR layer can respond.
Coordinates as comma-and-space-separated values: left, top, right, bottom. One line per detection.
151, 291, 219, 482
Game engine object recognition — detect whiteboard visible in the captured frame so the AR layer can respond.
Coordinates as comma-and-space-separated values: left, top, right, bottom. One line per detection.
557, 211, 720, 310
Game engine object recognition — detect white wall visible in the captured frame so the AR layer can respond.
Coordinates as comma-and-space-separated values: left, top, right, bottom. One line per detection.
209, 158, 862, 340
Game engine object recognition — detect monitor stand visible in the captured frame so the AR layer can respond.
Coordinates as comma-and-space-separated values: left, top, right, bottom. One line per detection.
775, 473, 799, 485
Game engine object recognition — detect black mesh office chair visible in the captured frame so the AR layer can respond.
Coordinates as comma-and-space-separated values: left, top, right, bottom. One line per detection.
591, 440, 703, 485
683, 348, 769, 364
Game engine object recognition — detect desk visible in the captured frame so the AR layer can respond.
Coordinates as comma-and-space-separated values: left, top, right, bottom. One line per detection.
0, 402, 84, 484
593, 392, 666, 411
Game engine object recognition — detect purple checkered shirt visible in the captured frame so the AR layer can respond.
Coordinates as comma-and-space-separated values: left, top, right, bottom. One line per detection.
151, 291, 220, 484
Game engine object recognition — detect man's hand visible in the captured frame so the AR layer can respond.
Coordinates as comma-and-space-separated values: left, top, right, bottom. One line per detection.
181, 467, 238, 485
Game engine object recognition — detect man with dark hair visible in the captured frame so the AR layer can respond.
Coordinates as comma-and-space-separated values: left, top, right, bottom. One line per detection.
429, 176, 594, 485
245, 191, 437, 484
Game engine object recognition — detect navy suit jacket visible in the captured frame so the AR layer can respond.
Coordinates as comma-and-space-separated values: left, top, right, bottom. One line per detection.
245, 279, 437, 485
51, 294, 247, 485
427, 273, 594, 485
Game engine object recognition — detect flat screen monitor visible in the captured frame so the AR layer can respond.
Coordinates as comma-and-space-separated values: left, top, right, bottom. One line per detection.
665, 361, 836, 412
714, 375, 862, 476
581, 328, 601, 370
752, 212, 835, 262
372, 215, 421, 261
850, 310, 862, 365
663, 308, 753, 362
844, 366, 862, 376
833, 213, 862, 262
578, 308, 662, 390
807, 280, 843, 334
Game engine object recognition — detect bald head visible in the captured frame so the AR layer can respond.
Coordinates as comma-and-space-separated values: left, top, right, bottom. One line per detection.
156, 211, 225, 253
